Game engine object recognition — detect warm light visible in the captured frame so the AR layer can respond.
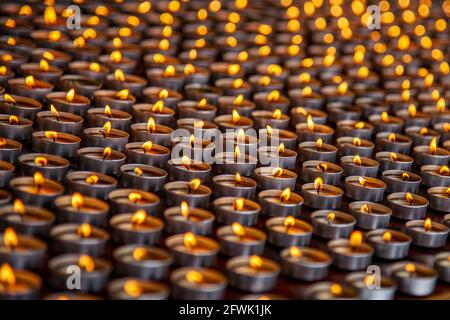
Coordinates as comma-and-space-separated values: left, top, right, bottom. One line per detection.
89, 62, 101, 73
131, 210, 147, 225
231, 78, 243, 89
181, 156, 191, 170
3, 227, 18, 248
186, 270, 203, 284
258, 76, 271, 86
25, 75, 35, 88
110, 51, 122, 63
147, 117, 156, 132
180, 201, 189, 218
272, 109, 282, 120
114, 69, 125, 82
273, 167, 283, 177
34, 156, 48, 167
353, 155, 362, 166
405, 192, 414, 204
233, 94, 244, 106
13, 199, 25, 215
232, 222, 245, 237
103, 147, 112, 159
317, 163, 328, 172
8, 115, 19, 125
314, 177, 323, 191
183, 232, 197, 250
381, 112, 389, 123
134, 167, 143, 176
78, 255, 95, 272
86, 175, 99, 185
307, 115, 315, 131
73, 37, 86, 48
233, 198, 245, 211
102, 121, 112, 135
354, 121, 365, 129
350, 230, 363, 247
424, 218, 432, 232
234, 145, 241, 160
358, 176, 367, 186
316, 138, 323, 149
439, 166, 449, 175
388, 152, 398, 162
34, 171, 44, 187
330, 284, 342, 296
44, 130, 58, 141
429, 137, 437, 155
289, 246, 302, 258
44, 6, 57, 25
405, 263, 416, 273
19, 5, 32, 16
132, 247, 148, 261
189, 178, 201, 191
387, 133, 396, 143
77, 223, 92, 238
124, 280, 142, 298
284, 216, 296, 229
280, 188, 291, 202
153, 54, 166, 64
407, 104, 417, 118
184, 63, 195, 76
419, 128, 428, 136
152, 100, 165, 113
360, 204, 370, 213
267, 91, 280, 103
163, 65, 175, 78
353, 138, 362, 146
232, 109, 241, 124
227, 64, 240, 76
357, 66, 369, 78
128, 192, 142, 204
0, 263, 15, 286
65, 88, 75, 102
402, 172, 410, 180
249, 255, 262, 269
436, 98, 446, 113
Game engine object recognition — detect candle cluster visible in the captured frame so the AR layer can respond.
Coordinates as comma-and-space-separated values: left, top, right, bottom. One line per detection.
0, 0, 449, 300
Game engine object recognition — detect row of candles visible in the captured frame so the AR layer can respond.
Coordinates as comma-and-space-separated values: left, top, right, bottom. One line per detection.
0, 0, 449, 300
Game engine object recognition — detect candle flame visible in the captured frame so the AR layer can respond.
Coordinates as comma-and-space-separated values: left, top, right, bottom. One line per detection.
231, 78, 243, 89
3, 227, 18, 248
272, 108, 283, 120
147, 117, 156, 132
439, 166, 449, 175
102, 121, 112, 135
301, 86, 313, 97
352, 137, 362, 146
88, 62, 101, 73
110, 51, 122, 63
19, 5, 32, 16
44, 131, 58, 141
424, 74, 434, 87
112, 37, 122, 49
189, 178, 201, 191
71, 192, 84, 209
407, 104, 416, 117
272, 167, 283, 177
258, 76, 271, 86
401, 90, 410, 102
124, 280, 142, 298
284, 216, 296, 228
233, 94, 244, 105
78, 255, 95, 272
25, 75, 35, 88
137, 1, 151, 14
382, 231, 392, 242
388, 133, 396, 142
317, 163, 328, 172
267, 90, 280, 102
66, 88, 75, 102
357, 66, 369, 78
180, 201, 189, 218
280, 188, 291, 202
0, 263, 15, 286
86, 175, 99, 185
234, 173, 242, 184
350, 230, 363, 247
0, 66, 7, 76
132, 247, 148, 261
153, 54, 166, 64
337, 81, 348, 95
158, 39, 170, 51
429, 137, 437, 155
316, 138, 323, 149
13, 199, 25, 214
183, 232, 197, 250
232, 109, 241, 123
34, 156, 48, 167
152, 100, 165, 113
134, 167, 143, 176
34, 171, 44, 187
353, 155, 362, 166
232, 222, 245, 237
405, 263, 416, 273
163, 65, 175, 77
234, 197, 245, 211
327, 212, 335, 222
186, 270, 203, 284
114, 69, 125, 82
307, 115, 315, 131
73, 37, 86, 48
289, 246, 302, 258
103, 147, 112, 159
44, 6, 57, 25
354, 121, 365, 129
102, 105, 112, 118
330, 284, 343, 296
424, 218, 432, 232
381, 112, 389, 123
360, 204, 370, 213
419, 128, 428, 135
314, 177, 323, 191
249, 255, 262, 269
436, 98, 446, 113
39, 59, 50, 72
8, 115, 19, 125
128, 192, 142, 204
131, 210, 147, 225
277, 143, 285, 154
77, 223, 92, 238
181, 156, 191, 170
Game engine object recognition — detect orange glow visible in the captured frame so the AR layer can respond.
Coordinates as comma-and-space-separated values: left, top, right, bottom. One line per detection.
78, 255, 95, 272
317, 163, 328, 172
153, 54, 166, 64
180, 201, 189, 218
307, 115, 315, 131
389, 152, 398, 162
0, 263, 15, 286
44, 131, 58, 141
235, 173, 242, 184
25, 75, 35, 88
163, 65, 175, 77
429, 137, 437, 155
284, 216, 296, 229
34, 171, 44, 187
234, 197, 245, 211
388, 133, 396, 142
73, 37, 86, 48
131, 210, 147, 225
137, 1, 151, 14
272, 109, 282, 120
381, 112, 389, 123
327, 212, 335, 222
181, 156, 191, 170
407, 104, 417, 118
278, 143, 285, 154
39, 59, 50, 72
249, 255, 262, 269
360, 204, 370, 213
77, 223, 92, 238
330, 284, 343, 296
3, 227, 18, 248
267, 90, 280, 102
114, 69, 125, 82
71, 193, 84, 209
419, 128, 428, 135
124, 280, 142, 298
358, 176, 367, 186
183, 232, 197, 250
132, 247, 148, 261
134, 167, 143, 176
13, 199, 25, 214
232, 222, 245, 237
103, 105, 112, 117
382, 231, 392, 242
298, 73, 311, 83
159, 89, 169, 99
258, 76, 271, 86
353, 138, 362, 146
406, 192, 414, 204
66, 88, 75, 102
350, 230, 363, 247
186, 270, 204, 284
272, 167, 283, 177
402, 172, 410, 180
44, 6, 57, 25
189, 178, 201, 191
357, 66, 369, 78
354, 121, 365, 129
436, 98, 446, 113
353, 155, 362, 166
227, 64, 240, 76
233, 94, 244, 106
424, 218, 432, 232
405, 263, 416, 273
102, 121, 112, 135
232, 109, 241, 123
316, 138, 323, 149
401, 90, 410, 102
128, 192, 142, 204
280, 188, 291, 202
152, 100, 164, 113
147, 117, 156, 132
289, 246, 302, 258
0, 66, 7, 76
103, 147, 112, 159
86, 175, 99, 185
34, 156, 48, 167
110, 51, 122, 63
8, 115, 19, 125
301, 86, 313, 97
440, 166, 449, 175
314, 177, 323, 192
89, 62, 101, 73
19, 5, 32, 16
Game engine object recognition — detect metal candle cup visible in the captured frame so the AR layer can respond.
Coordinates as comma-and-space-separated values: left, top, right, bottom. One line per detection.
340, 155, 379, 178
0, 265, 42, 300
0, 138, 22, 162
217, 224, 266, 256
120, 164, 167, 192
259, 127, 298, 151
165, 233, 219, 267
344, 176, 386, 202
10, 174, 64, 206
77, 147, 126, 176
311, 210, 356, 239
46, 91, 91, 116
171, 267, 227, 300
125, 142, 170, 168
336, 137, 375, 157
219, 130, 258, 157
258, 188, 304, 218
427, 187, 450, 212
36, 110, 83, 136
389, 261, 438, 297
254, 167, 297, 190
50, 223, 109, 256
87, 107, 132, 131
369, 113, 404, 133
8, 77, 53, 101
0, 114, 33, 141
302, 180, 343, 210
164, 205, 214, 235
405, 219, 449, 248
130, 122, 173, 147
251, 110, 290, 130
0, 228, 46, 269
266, 217, 313, 247
142, 87, 182, 110
212, 174, 257, 199
298, 141, 337, 163
48, 254, 112, 293
281, 247, 331, 281
177, 100, 217, 122
164, 180, 211, 208
382, 170, 422, 193
336, 120, 374, 140
214, 114, 254, 132
420, 165, 450, 187
226, 255, 280, 293
328, 234, 374, 271
167, 158, 212, 184
213, 197, 261, 226
108, 277, 170, 300
94, 89, 136, 113
66, 171, 118, 200
217, 96, 256, 118
108, 189, 160, 214
345, 272, 397, 300
405, 126, 440, 147
257, 146, 297, 170
387, 192, 429, 220
434, 252, 450, 283
113, 244, 173, 280
133, 102, 176, 126
83, 126, 129, 152
32, 131, 81, 158
110, 212, 164, 245
348, 201, 392, 230
375, 151, 414, 172
0, 94, 42, 121
307, 282, 358, 300
54, 194, 109, 227
366, 229, 411, 260
301, 161, 343, 185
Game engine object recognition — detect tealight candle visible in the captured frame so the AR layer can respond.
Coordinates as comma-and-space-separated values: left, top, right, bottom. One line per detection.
108, 277, 170, 300
369, 112, 404, 133
281, 246, 331, 281
382, 170, 422, 193
133, 101, 176, 126
389, 261, 438, 297
48, 254, 112, 293
212, 173, 257, 199
0, 227, 46, 269
0, 263, 41, 300
87, 105, 132, 131
0, 93, 42, 121
217, 223, 266, 256
120, 164, 167, 192
66, 171, 118, 200
336, 136, 375, 158
302, 177, 344, 209
46, 89, 91, 116
226, 255, 280, 293
375, 151, 414, 172
171, 267, 227, 300
345, 272, 397, 300
413, 137, 450, 166
257, 144, 298, 170
167, 157, 212, 183
344, 176, 386, 202
83, 121, 129, 152
258, 187, 303, 218
254, 167, 297, 190
108, 189, 160, 214
18, 153, 69, 182
307, 282, 358, 300
8, 76, 53, 100
336, 120, 374, 140
0, 199, 54, 237
251, 109, 290, 130
10, 172, 64, 206
310, 210, 356, 239
164, 201, 214, 235
219, 129, 258, 156
113, 244, 173, 280
405, 126, 440, 147
420, 164, 450, 187
375, 132, 412, 154
340, 155, 379, 178
298, 139, 337, 163
104, 69, 147, 97
214, 110, 254, 131
434, 252, 450, 283
165, 232, 219, 267
215, 78, 252, 101
259, 126, 298, 151
218, 95, 256, 118
348, 201, 392, 230
130, 117, 173, 147
296, 115, 334, 143
20, 59, 62, 84
54, 193, 109, 227
36, 105, 84, 136
110, 210, 164, 245
67, 61, 110, 82
164, 179, 211, 208
125, 141, 170, 168
328, 231, 374, 271
366, 229, 411, 260
0, 114, 33, 141
94, 89, 136, 113
266, 216, 313, 247
142, 87, 182, 110
51, 222, 110, 256
32, 131, 81, 159
213, 196, 261, 226
427, 187, 450, 212
301, 161, 343, 185
0, 137, 22, 162
77, 147, 126, 176
405, 218, 449, 248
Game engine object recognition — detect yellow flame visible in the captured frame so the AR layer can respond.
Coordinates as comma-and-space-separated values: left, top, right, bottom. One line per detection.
424, 218, 432, 232
134, 167, 143, 176
0, 263, 15, 286
405, 263, 416, 273
110, 51, 122, 63
114, 69, 125, 82
3, 227, 18, 248
103, 147, 112, 159
186, 270, 203, 284
249, 255, 263, 269
232, 222, 245, 237
25, 75, 35, 88
131, 210, 147, 225
353, 155, 362, 166
44, 6, 57, 25
78, 255, 95, 272
147, 117, 156, 132
163, 65, 175, 77
152, 100, 164, 113
314, 177, 323, 191
128, 192, 142, 204
289, 246, 302, 258
429, 137, 437, 155
350, 230, 363, 247
183, 232, 197, 250
124, 280, 142, 298
77, 223, 92, 238
358, 176, 367, 186
280, 188, 291, 202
